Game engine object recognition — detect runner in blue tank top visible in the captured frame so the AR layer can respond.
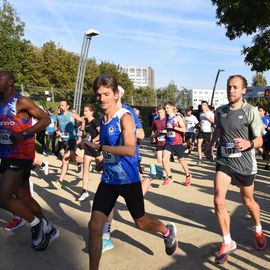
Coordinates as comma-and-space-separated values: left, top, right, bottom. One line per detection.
81, 73, 177, 270
52, 100, 83, 189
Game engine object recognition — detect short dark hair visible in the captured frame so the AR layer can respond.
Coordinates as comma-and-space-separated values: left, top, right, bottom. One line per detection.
164, 101, 174, 107
157, 105, 165, 110
84, 103, 95, 112
258, 105, 266, 111
201, 100, 208, 105
93, 73, 118, 94
227, 75, 248, 89
0, 70, 15, 84
185, 107, 192, 113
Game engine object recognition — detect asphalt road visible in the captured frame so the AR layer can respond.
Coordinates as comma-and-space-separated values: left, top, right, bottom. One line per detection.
1, 140, 270, 270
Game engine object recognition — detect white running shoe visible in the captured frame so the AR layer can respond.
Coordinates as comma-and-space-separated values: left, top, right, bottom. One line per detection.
41, 161, 49, 175
77, 191, 89, 201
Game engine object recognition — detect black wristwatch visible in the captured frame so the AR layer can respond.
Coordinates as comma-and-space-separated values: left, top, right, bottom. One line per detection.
249, 140, 254, 149
98, 144, 103, 151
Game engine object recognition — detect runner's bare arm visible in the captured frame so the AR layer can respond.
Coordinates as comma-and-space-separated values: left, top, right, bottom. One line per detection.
16, 96, 50, 135
136, 128, 145, 140
173, 115, 187, 133
81, 113, 136, 157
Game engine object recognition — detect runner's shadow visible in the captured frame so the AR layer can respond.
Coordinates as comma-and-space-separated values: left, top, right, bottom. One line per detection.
112, 229, 154, 255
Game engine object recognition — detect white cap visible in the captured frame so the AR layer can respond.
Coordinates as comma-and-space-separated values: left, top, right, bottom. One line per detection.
118, 85, 125, 95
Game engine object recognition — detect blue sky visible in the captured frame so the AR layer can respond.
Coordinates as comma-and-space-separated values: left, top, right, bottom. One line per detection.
7, 0, 270, 89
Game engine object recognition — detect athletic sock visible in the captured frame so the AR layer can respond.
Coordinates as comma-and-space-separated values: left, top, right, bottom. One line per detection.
223, 234, 232, 244
45, 223, 52, 233
30, 217, 40, 227
102, 221, 111, 240
255, 224, 262, 233
163, 229, 170, 238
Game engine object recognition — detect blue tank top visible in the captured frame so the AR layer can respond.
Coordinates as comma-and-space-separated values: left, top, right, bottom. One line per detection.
57, 112, 76, 141
46, 115, 57, 133
100, 108, 140, 185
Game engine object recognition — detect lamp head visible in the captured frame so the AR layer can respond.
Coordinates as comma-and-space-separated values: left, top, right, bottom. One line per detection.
85, 29, 100, 37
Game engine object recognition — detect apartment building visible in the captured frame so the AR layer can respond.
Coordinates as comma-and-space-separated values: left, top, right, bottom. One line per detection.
118, 65, 155, 89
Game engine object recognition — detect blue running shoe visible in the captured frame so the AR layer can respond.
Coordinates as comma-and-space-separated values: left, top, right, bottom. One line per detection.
102, 239, 114, 253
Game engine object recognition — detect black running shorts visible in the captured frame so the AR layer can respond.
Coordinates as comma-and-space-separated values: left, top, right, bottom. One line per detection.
216, 164, 255, 187
197, 131, 211, 143
164, 144, 186, 158
0, 158, 32, 182
92, 181, 145, 219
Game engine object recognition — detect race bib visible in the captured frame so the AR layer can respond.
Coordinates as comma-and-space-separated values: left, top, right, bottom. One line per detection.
157, 135, 166, 142
221, 143, 242, 158
60, 133, 70, 140
167, 131, 176, 138
103, 152, 117, 163
0, 130, 13, 144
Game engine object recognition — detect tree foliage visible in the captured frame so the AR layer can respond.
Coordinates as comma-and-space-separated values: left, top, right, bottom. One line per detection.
0, 1, 147, 107
252, 72, 267, 86
0, 0, 26, 78
212, 0, 270, 72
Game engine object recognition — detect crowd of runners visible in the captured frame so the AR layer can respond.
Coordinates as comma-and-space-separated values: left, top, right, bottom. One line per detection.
0, 70, 269, 269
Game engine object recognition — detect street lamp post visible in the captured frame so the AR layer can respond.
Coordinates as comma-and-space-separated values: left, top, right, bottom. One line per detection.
73, 29, 99, 114
210, 69, 224, 107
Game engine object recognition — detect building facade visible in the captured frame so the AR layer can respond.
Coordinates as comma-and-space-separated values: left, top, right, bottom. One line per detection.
191, 88, 227, 109
118, 65, 155, 89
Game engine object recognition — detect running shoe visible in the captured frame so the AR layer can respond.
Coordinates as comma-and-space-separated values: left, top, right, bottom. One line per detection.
4, 217, 26, 231
102, 239, 114, 253
77, 191, 90, 201
52, 180, 63, 189
46, 225, 60, 248
77, 164, 83, 173
163, 176, 174, 186
164, 223, 177, 255
41, 161, 49, 176
185, 174, 191, 186
31, 219, 49, 251
255, 231, 267, 251
197, 159, 203, 165
215, 240, 237, 264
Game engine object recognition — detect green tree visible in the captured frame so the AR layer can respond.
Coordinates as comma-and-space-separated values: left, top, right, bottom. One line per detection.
176, 88, 192, 110
132, 86, 156, 106
0, 0, 26, 79
212, 0, 270, 72
252, 72, 267, 86
163, 81, 178, 102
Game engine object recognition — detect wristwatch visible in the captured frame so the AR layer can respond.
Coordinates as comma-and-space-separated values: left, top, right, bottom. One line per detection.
249, 140, 254, 149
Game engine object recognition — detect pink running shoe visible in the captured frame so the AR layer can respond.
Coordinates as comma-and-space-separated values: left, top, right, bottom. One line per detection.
255, 231, 267, 251
163, 176, 174, 186
185, 174, 191, 186
215, 240, 237, 264
4, 217, 26, 231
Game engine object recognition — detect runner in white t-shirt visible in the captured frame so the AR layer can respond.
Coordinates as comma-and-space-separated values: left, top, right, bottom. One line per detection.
197, 101, 214, 164
184, 107, 199, 155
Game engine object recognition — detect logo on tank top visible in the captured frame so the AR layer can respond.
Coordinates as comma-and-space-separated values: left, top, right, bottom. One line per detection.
238, 115, 244, 119
108, 125, 116, 135
221, 113, 228, 118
